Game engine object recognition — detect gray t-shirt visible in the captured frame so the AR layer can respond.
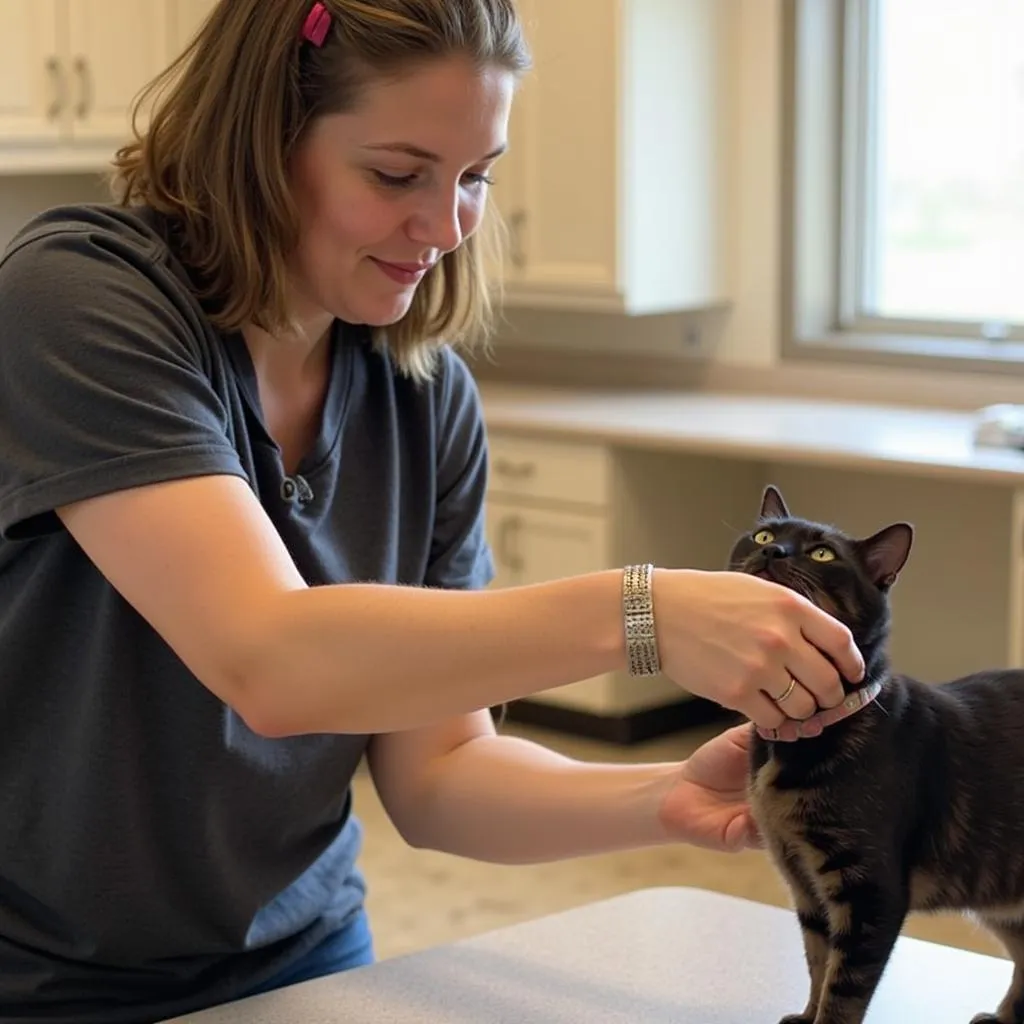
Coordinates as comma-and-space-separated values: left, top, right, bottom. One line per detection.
0, 204, 494, 1023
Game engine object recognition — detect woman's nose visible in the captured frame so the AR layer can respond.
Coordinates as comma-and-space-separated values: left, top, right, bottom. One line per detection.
408, 190, 463, 253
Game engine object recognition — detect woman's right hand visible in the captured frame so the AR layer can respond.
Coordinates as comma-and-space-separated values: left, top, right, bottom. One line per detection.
652, 569, 864, 731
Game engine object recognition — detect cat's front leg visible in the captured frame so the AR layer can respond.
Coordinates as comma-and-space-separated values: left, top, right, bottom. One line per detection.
775, 845, 829, 1024
778, 896, 829, 1024
968, 967, 1024, 1024
970, 917, 1024, 1024
810, 882, 907, 1024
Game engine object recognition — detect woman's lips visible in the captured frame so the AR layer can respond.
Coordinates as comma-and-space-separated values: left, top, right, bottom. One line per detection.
369, 257, 433, 285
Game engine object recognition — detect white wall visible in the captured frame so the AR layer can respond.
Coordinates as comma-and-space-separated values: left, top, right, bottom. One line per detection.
719, 0, 781, 368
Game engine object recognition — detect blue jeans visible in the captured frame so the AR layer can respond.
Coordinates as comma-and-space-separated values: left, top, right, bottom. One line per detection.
245, 909, 375, 997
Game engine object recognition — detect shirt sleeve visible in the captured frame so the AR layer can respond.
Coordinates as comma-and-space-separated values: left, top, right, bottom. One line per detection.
424, 347, 495, 591
0, 217, 247, 541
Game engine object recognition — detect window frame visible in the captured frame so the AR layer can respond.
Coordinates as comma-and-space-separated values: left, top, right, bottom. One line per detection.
781, 0, 1024, 373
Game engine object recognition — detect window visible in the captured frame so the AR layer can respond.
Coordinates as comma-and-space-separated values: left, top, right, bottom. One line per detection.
784, 0, 1024, 366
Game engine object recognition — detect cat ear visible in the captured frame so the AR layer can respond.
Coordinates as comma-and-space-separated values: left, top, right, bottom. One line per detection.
759, 485, 790, 521
856, 523, 914, 589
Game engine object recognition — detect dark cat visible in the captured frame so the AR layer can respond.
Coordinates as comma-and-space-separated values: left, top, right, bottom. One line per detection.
733, 484, 1024, 1024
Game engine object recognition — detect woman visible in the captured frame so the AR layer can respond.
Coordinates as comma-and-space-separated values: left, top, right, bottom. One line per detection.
0, 1, 862, 1021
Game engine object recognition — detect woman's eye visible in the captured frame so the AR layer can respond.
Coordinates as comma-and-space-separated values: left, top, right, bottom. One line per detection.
373, 170, 418, 189
753, 529, 774, 545
372, 170, 496, 191
809, 546, 836, 562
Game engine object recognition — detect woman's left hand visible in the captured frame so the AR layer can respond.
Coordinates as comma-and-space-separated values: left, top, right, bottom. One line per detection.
658, 723, 762, 852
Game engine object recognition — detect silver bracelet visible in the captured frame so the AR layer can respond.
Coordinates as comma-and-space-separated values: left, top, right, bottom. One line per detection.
622, 563, 660, 677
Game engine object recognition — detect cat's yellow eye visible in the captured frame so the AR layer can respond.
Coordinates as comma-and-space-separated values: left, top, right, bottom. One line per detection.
753, 529, 775, 545
809, 545, 836, 562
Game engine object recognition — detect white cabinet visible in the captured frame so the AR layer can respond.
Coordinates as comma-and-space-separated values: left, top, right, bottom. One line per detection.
487, 500, 615, 713
484, 431, 704, 720
1005, 488, 1024, 669
486, 432, 615, 712
66, 1, 168, 144
168, 0, 214, 54
0, 2, 62, 147
0, 0, 214, 173
490, 0, 730, 315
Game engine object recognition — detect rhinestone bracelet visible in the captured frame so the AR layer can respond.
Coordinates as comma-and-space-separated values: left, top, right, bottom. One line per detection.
622, 563, 660, 677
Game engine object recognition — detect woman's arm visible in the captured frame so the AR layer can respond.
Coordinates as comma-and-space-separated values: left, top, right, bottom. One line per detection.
368, 711, 680, 863
59, 473, 863, 738
368, 711, 759, 862
58, 474, 627, 736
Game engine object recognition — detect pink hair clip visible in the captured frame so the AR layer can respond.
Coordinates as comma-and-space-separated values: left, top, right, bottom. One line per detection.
302, 2, 331, 47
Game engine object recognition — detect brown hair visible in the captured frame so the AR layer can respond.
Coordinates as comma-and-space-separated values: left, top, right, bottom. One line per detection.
111, 0, 530, 380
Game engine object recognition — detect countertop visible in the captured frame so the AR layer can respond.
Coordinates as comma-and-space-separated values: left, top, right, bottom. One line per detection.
478, 384, 1024, 485
162, 886, 1011, 1023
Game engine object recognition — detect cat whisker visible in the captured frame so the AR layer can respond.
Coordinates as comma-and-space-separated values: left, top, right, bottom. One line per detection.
784, 565, 834, 609
775, 566, 818, 605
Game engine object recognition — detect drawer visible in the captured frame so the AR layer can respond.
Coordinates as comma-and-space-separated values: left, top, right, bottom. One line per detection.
487, 433, 611, 508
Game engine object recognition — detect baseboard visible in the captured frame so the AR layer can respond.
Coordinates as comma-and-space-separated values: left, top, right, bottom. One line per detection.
497, 696, 739, 745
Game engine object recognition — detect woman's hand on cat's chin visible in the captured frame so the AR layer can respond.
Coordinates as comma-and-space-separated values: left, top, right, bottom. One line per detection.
657, 723, 764, 852
652, 569, 865, 730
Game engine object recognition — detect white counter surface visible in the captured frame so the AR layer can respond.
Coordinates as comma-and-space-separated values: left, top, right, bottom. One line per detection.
478, 384, 1024, 484
163, 886, 1011, 1023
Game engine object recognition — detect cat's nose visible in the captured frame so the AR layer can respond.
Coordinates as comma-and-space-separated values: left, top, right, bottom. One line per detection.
763, 543, 787, 560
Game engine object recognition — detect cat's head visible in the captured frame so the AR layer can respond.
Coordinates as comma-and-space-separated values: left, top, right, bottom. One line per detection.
727, 485, 913, 657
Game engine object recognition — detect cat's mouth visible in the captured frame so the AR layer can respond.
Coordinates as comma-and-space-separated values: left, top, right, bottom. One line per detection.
752, 563, 824, 607
750, 564, 847, 625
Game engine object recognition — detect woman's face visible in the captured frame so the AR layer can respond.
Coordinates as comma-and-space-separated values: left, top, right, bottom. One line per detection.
287, 57, 514, 330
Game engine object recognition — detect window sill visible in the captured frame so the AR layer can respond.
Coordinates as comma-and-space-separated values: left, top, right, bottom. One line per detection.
704, 332, 1024, 412
782, 325, 1024, 390
789, 331, 1024, 373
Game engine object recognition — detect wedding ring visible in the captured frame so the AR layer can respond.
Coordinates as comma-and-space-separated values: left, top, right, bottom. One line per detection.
772, 678, 797, 704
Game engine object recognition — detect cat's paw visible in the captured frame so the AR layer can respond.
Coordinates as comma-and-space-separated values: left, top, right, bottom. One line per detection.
969, 1013, 1010, 1024
778, 1015, 814, 1024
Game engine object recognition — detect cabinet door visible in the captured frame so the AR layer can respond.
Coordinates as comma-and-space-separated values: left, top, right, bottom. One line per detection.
486, 502, 609, 588
494, 0, 620, 308
485, 502, 522, 591
168, 0, 215, 59
66, 0, 168, 143
485, 500, 615, 712
0, 1, 62, 145
1010, 487, 1024, 668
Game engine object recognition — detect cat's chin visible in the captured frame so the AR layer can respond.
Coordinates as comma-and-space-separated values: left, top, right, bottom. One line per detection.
745, 564, 801, 591
751, 567, 825, 610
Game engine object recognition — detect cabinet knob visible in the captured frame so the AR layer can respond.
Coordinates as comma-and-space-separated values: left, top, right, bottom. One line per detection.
495, 514, 525, 573
508, 209, 527, 269
45, 57, 64, 120
73, 56, 92, 119
493, 457, 536, 480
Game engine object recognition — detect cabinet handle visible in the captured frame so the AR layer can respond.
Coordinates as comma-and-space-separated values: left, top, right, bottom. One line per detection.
493, 458, 536, 480
508, 209, 527, 268
495, 514, 525, 573
73, 56, 92, 119
45, 57, 64, 120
